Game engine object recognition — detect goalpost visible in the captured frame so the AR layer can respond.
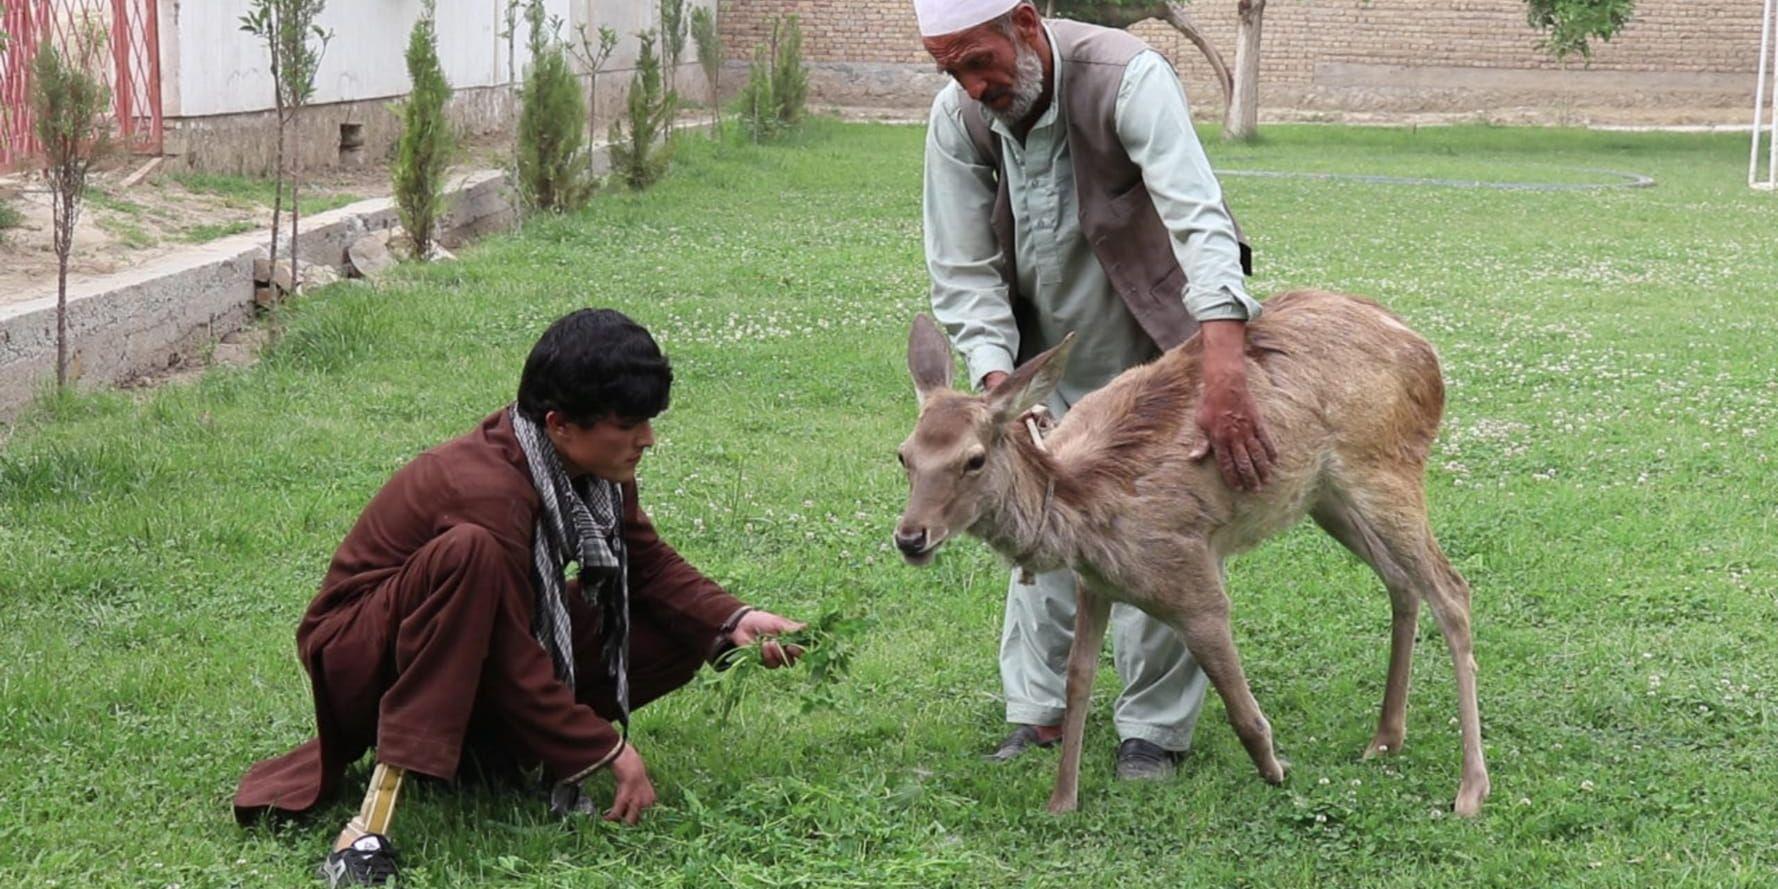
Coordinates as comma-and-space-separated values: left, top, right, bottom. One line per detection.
1754, 0, 1778, 190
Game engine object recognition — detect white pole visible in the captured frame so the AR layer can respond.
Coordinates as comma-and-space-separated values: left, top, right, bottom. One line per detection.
1769, 0, 1778, 189
1754, 0, 1774, 188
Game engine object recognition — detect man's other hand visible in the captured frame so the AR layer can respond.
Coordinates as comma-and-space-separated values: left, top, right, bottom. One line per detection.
605, 744, 657, 825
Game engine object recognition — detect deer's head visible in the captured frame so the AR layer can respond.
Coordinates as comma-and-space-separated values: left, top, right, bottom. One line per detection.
893, 314, 1074, 565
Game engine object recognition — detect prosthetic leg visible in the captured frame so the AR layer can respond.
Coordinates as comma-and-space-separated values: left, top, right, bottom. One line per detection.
320, 763, 405, 887
336, 762, 405, 850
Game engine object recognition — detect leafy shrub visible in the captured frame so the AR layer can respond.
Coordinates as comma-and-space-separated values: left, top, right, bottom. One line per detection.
608, 31, 676, 190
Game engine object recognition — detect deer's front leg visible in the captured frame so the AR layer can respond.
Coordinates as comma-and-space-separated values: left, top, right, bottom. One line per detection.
1167, 549, 1288, 786
1048, 576, 1111, 815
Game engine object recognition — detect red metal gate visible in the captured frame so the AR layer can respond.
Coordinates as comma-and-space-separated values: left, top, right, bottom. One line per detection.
1, 0, 161, 172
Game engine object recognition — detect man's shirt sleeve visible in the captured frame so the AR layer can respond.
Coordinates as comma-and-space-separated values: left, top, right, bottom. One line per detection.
1114, 52, 1261, 323
925, 86, 1021, 386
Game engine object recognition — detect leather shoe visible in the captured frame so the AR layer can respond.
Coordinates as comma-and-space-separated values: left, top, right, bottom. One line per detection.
1115, 738, 1183, 781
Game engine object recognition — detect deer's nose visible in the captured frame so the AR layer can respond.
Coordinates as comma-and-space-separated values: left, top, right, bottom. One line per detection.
894, 527, 928, 556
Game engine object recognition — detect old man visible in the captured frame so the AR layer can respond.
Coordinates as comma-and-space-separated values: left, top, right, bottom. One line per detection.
915, 0, 1276, 778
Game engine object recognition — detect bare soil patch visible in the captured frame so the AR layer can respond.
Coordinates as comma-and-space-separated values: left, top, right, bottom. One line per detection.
0, 135, 510, 309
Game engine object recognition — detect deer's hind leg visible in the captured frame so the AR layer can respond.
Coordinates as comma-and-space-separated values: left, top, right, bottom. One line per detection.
1312, 498, 1419, 760
1323, 482, 1489, 817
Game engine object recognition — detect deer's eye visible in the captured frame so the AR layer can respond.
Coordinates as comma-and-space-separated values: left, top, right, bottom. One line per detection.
964, 453, 987, 473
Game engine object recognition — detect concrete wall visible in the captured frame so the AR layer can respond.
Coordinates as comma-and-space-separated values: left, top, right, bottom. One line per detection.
158, 0, 571, 117
716, 0, 1767, 125
0, 170, 515, 420
159, 0, 716, 174
161, 85, 516, 176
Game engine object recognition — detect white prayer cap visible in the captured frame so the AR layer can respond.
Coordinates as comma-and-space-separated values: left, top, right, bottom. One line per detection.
914, 0, 1023, 38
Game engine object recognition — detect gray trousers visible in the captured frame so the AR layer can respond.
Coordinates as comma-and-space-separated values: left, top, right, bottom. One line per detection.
998, 388, 1210, 751
999, 568, 1210, 750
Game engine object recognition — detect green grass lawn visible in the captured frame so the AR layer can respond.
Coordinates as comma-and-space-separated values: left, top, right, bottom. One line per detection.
3, 120, 1776, 887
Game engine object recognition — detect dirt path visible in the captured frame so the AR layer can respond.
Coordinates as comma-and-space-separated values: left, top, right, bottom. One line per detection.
0, 166, 378, 309
0, 135, 510, 309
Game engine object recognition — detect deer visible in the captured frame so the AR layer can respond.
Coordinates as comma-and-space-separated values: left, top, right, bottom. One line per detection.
893, 289, 1489, 817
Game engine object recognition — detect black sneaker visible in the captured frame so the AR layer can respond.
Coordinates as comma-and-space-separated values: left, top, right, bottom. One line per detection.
319, 833, 399, 888
1115, 738, 1184, 781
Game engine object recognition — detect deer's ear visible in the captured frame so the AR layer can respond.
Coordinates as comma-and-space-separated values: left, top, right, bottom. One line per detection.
907, 314, 955, 404
989, 332, 1074, 424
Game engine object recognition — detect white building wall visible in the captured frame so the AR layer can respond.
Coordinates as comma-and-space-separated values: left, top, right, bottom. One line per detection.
162, 0, 584, 117
153, 1, 719, 172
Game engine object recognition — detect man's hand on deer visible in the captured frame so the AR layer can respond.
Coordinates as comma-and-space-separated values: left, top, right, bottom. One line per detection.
1190, 320, 1278, 492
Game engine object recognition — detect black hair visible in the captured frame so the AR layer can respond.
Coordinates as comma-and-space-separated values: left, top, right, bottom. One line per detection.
516, 308, 673, 425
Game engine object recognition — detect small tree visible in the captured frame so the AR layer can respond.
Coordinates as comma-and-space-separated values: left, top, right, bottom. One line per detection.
735, 43, 780, 143
770, 15, 808, 129
393, 0, 454, 259
735, 15, 805, 142
240, 0, 330, 291
239, 2, 290, 287
517, 1, 591, 211
500, 0, 522, 88
280, 1, 329, 292
659, 0, 689, 133
568, 24, 619, 179
30, 35, 111, 389
1525, 0, 1636, 59
608, 31, 676, 190
690, 5, 722, 138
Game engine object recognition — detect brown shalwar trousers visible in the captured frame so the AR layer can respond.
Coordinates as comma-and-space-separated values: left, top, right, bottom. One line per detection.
234, 524, 702, 822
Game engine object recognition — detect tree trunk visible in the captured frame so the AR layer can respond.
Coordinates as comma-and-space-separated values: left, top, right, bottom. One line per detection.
290, 122, 302, 293
1160, 2, 1233, 126
1059, 2, 1234, 128
1224, 0, 1265, 142
593, 72, 608, 179
53, 186, 73, 389
56, 251, 68, 389
269, 111, 286, 283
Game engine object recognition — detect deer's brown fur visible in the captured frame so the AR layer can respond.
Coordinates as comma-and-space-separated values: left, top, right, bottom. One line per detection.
896, 290, 1489, 817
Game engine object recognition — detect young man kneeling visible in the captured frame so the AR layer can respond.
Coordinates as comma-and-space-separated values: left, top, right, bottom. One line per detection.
234, 309, 805, 887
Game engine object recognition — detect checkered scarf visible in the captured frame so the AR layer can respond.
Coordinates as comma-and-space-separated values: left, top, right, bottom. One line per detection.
510, 406, 631, 723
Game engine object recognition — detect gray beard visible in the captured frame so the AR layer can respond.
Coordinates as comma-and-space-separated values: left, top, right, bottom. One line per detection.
987, 38, 1046, 129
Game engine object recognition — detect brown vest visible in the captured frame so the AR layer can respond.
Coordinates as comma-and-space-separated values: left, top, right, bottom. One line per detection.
959, 19, 1253, 361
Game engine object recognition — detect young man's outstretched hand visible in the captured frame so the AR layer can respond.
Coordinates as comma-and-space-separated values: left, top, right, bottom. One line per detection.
729, 609, 807, 668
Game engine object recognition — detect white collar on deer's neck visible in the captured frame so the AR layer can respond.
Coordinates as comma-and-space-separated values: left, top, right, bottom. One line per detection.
1013, 409, 1057, 582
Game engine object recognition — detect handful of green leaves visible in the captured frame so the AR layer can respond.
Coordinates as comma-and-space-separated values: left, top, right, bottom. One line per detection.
704, 606, 873, 720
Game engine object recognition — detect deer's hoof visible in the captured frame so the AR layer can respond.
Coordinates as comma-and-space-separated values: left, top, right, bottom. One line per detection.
1453, 776, 1490, 818
1260, 756, 1289, 785
1045, 794, 1078, 816
1362, 734, 1404, 760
